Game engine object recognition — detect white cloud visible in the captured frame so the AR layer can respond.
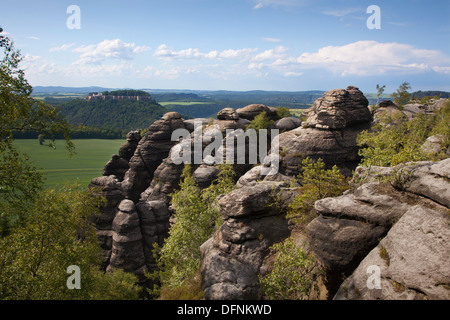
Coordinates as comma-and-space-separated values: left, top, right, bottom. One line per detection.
73, 39, 150, 65
154, 44, 257, 61
322, 7, 363, 17
253, 46, 289, 61
49, 43, 75, 52
253, 3, 264, 9
294, 40, 450, 76
262, 37, 282, 42
26, 36, 40, 40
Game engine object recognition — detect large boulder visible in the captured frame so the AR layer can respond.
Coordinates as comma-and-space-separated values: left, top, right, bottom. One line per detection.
274, 117, 302, 132
200, 182, 297, 300
276, 86, 373, 177
334, 204, 450, 300
303, 86, 372, 130
236, 104, 277, 121
306, 158, 450, 299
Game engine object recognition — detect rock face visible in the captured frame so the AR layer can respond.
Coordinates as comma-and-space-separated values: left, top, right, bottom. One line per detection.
236, 104, 278, 121
274, 117, 302, 132
122, 112, 185, 202
276, 86, 372, 177
305, 159, 450, 299
334, 205, 450, 300
200, 182, 296, 300
303, 86, 371, 130
88, 88, 449, 301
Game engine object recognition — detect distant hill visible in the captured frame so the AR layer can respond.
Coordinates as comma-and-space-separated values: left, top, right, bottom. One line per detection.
411, 90, 450, 99
58, 97, 170, 136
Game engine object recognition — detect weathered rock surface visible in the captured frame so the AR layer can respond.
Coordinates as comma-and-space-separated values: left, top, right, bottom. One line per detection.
306, 159, 450, 299
303, 86, 371, 130
334, 205, 450, 300
200, 182, 297, 300
277, 123, 370, 176
276, 87, 372, 177
236, 104, 277, 121
122, 112, 185, 201
274, 117, 302, 132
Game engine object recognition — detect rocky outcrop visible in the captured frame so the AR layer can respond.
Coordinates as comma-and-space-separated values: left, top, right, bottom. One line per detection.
334, 205, 450, 300
200, 182, 297, 300
236, 104, 278, 121
303, 86, 371, 130
122, 112, 185, 202
276, 86, 372, 177
306, 159, 450, 299
274, 117, 302, 132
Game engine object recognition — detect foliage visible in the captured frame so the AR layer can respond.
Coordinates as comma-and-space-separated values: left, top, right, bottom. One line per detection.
391, 82, 411, 107
0, 28, 140, 300
276, 106, 292, 119
151, 163, 235, 294
0, 28, 74, 153
99, 89, 150, 96
357, 101, 450, 167
0, 28, 74, 231
287, 158, 349, 225
58, 98, 169, 134
246, 111, 274, 132
259, 238, 318, 300
0, 184, 140, 300
376, 84, 386, 104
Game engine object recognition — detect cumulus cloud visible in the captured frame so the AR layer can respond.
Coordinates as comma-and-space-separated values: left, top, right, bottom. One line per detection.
154, 44, 257, 61
252, 46, 289, 61
294, 40, 450, 76
72, 39, 150, 65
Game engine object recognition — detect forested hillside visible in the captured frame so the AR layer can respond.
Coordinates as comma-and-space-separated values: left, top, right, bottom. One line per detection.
58, 98, 170, 137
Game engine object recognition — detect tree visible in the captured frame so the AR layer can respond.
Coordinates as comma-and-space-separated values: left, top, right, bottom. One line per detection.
392, 82, 411, 107
246, 111, 274, 132
152, 163, 235, 295
0, 184, 140, 300
1, 27, 75, 229
376, 84, 386, 104
287, 158, 349, 225
0, 27, 140, 299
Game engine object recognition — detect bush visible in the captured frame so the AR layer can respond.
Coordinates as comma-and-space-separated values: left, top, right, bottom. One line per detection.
357, 100, 450, 167
259, 238, 318, 300
287, 158, 349, 225
151, 163, 235, 296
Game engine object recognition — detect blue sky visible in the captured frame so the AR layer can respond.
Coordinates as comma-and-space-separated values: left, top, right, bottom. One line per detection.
1, 0, 449, 93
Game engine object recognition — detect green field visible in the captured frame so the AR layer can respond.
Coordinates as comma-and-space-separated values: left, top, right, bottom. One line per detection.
13, 139, 125, 188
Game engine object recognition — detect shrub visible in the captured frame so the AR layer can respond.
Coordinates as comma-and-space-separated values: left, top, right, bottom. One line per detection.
287, 158, 349, 225
259, 238, 318, 300
357, 100, 450, 167
151, 163, 235, 295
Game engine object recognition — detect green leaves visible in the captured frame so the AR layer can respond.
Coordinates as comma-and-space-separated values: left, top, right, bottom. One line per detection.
287, 158, 349, 225
153, 163, 235, 292
357, 102, 449, 167
259, 238, 318, 300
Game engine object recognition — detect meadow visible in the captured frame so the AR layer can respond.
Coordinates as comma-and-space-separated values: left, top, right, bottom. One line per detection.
13, 139, 125, 189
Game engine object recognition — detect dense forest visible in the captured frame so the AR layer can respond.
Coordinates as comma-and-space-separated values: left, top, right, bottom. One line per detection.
57, 98, 170, 137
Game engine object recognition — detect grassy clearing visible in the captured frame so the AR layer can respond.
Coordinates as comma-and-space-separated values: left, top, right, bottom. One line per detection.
13, 139, 124, 188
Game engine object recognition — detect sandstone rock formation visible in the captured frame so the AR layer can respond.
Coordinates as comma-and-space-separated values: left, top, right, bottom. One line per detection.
122, 111, 185, 202
277, 86, 372, 176
236, 104, 278, 121
273, 117, 302, 132
308, 159, 450, 299
200, 182, 297, 300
